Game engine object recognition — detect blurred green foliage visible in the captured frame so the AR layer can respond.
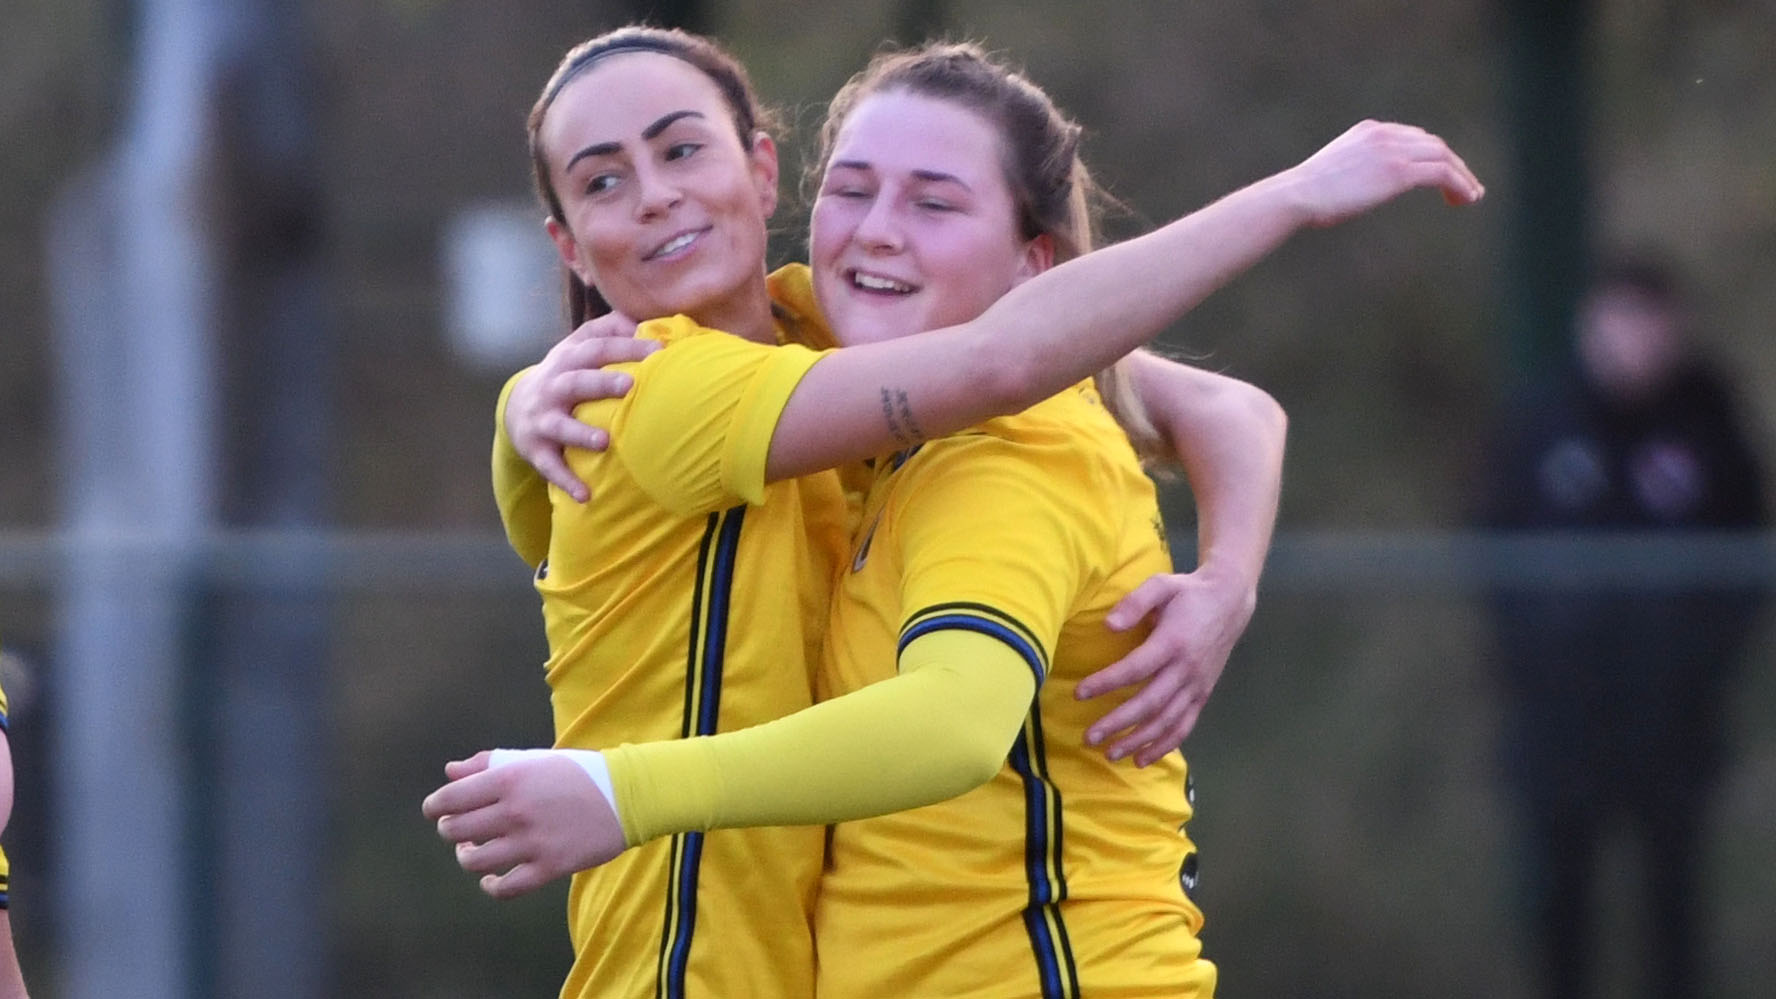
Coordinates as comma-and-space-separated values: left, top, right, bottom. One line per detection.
3, 0, 1774, 996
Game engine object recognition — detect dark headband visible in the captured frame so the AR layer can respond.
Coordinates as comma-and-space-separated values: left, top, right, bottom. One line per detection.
543, 38, 685, 109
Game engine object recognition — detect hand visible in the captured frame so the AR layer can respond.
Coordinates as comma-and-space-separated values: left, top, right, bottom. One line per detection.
1283, 120, 1485, 228
507, 312, 659, 502
421, 749, 627, 899
1076, 564, 1257, 766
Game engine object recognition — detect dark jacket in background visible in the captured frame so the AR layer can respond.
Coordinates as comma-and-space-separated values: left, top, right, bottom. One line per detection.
1479, 359, 1766, 809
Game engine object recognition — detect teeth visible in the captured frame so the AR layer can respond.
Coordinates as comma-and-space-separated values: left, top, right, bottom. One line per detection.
853, 272, 912, 293
652, 232, 698, 258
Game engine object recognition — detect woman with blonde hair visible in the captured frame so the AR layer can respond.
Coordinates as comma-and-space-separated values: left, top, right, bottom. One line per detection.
426, 27, 1480, 999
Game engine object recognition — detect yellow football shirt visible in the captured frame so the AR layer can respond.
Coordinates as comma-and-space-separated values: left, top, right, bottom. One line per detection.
0, 678, 8, 903
814, 382, 1216, 999
493, 278, 848, 999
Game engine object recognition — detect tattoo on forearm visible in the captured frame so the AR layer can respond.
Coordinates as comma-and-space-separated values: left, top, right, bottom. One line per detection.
880, 387, 924, 447
877, 385, 923, 442
896, 390, 924, 442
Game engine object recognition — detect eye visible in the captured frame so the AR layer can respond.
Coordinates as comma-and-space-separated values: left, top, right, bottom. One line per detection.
584, 172, 622, 196
664, 142, 702, 162
915, 199, 956, 213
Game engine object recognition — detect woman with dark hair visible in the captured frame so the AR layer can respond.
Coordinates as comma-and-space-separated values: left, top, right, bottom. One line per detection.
426, 27, 1480, 999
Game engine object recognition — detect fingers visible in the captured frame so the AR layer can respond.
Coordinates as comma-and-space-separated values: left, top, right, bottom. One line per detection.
1103, 575, 1177, 632
527, 447, 589, 503
1084, 666, 1183, 752
1392, 138, 1483, 205
1387, 129, 1483, 204
537, 407, 609, 452
568, 336, 658, 365
482, 864, 550, 900
434, 801, 512, 846
1115, 689, 1205, 767
1076, 641, 1167, 703
444, 751, 495, 781
454, 833, 526, 876
553, 369, 635, 412
1306, 120, 1485, 222
422, 769, 502, 823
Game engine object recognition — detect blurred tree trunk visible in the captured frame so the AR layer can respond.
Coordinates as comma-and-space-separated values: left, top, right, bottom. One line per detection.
49, 2, 332, 997
48, 0, 219, 995
199, 4, 334, 998
1500, 0, 1594, 375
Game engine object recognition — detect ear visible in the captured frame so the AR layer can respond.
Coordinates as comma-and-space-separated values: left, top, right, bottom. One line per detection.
749, 131, 781, 220
1012, 232, 1056, 285
545, 216, 596, 287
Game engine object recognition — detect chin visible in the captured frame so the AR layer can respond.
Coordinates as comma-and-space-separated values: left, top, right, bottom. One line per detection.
829, 316, 904, 347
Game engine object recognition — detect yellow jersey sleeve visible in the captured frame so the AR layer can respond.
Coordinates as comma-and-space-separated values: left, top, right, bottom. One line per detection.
604, 628, 1033, 843
592, 318, 827, 515
765, 263, 838, 349
0, 675, 10, 904
890, 429, 1104, 681
491, 365, 551, 568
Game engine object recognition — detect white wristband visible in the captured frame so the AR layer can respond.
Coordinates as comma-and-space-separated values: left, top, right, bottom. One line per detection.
487, 747, 620, 822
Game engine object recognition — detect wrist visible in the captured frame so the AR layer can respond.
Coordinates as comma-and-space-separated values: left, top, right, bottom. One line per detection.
487, 747, 621, 826
1248, 168, 1317, 233
1190, 554, 1261, 618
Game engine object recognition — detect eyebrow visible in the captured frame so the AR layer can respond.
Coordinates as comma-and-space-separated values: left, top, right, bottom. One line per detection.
563, 110, 708, 173
829, 160, 972, 190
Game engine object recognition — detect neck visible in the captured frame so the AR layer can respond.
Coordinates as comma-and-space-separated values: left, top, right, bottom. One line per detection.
694, 272, 777, 344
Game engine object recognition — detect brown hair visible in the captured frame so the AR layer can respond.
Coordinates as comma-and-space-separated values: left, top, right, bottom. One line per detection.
528, 26, 774, 327
812, 42, 1166, 461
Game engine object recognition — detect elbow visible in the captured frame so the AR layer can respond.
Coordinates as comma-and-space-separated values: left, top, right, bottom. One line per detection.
1252, 383, 1289, 448
944, 703, 1026, 793
958, 733, 1011, 790
1228, 378, 1288, 453
917, 697, 1021, 798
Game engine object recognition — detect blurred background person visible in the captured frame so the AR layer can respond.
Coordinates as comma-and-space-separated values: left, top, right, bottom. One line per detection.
1477, 255, 1768, 999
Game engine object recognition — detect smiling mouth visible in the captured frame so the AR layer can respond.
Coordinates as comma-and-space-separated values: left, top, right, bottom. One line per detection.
646, 229, 707, 261
848, 269, 915, 294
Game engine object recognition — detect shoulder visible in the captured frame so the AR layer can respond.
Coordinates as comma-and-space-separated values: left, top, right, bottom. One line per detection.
969, 382, 1135, 474
765, 263, 837, 350
624, 320, 793, 390
899, 385, 1131, 513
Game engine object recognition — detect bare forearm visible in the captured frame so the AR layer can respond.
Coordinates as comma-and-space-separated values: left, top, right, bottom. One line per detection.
1130, 352, 1286, 592
766, 174, 1308, 481
983, 173, 1309, 403
766, 120, 1477, 482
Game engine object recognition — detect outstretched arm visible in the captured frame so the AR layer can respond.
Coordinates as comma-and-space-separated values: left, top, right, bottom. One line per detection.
424, 629, 1034, 898
502, 122, 1477, 494
762, 120, 1476, 480
1078, 352, 1286, 763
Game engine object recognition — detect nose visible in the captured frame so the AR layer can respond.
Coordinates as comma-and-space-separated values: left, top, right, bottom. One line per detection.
852, 195, 903, 253
633, 162, 683, 221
